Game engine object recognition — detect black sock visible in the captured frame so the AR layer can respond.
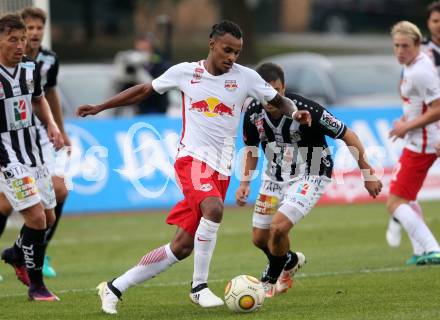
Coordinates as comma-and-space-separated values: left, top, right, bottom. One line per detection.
261, 246, 271, 260
0, 213, 7, 237
264, 253, 288, 284
12, 226, 25, 263
21, 225, 46, 287
284, 250, 299, 271
44, 201, 64, 245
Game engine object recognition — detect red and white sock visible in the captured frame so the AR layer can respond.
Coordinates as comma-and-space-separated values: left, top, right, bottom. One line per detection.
394, 204, 440, 254
112, 243, 178, 293
192, 217, 220, 288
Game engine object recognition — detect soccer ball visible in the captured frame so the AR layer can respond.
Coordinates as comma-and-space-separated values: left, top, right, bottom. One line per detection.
224, 275, 265, 313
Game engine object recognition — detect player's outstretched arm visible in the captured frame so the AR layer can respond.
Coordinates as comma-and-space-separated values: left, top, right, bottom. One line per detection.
341, 128, 382, 198
76, 83, 154, 117
236, 146, 259, 206
269, 94, 311, 126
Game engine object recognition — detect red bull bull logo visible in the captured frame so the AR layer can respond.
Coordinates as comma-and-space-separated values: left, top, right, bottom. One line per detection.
190, 97, 234, 117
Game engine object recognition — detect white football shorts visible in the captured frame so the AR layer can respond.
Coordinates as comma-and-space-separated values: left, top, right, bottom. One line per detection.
252, 175, 331, 229
0, 163, 56, 211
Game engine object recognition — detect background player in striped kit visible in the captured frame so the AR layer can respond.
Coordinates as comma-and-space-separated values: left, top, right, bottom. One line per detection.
0, 13, 63, 301
236, 62, 382, 297
386, 21, 440, 265
76, 21, 311, 314
0, 7, 69, 279
422, 1, 440, 73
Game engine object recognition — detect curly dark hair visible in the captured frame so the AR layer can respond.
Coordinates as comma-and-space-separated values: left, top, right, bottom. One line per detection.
209, 20, 242, 39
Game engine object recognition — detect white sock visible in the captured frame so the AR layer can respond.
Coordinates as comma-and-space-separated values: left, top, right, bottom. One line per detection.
112, 243, 178, 293
406, 202, 425, 255
394, 204, 440, 253
408, 233, 425, 256
192, 217, 220, 288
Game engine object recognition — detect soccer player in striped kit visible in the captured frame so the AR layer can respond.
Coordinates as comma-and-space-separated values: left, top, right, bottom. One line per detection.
0, 7, 69, 279
0, 13, 63, 301
386, 21, 440, 265
77, 21, 311, 314
236, 62, 382, 297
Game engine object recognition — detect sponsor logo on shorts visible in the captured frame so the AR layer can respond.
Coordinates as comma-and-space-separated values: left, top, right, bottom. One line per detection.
2, 166, 26, 180
34, 166, 50, 180
296, 182, 309, 196
198, 183, 213, 192
255, 194, 279, 215
11, 176, 37, 200
263, 180, 283, 194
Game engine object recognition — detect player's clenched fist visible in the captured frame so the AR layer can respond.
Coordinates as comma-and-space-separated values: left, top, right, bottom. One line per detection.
76, 104, 102, 117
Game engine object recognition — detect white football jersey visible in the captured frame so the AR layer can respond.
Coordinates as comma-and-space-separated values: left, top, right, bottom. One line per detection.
152, 61, 277, 175
400, 52, 440, 153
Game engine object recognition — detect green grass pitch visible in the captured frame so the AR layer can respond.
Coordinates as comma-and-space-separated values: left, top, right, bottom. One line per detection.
0, 201, 439, 319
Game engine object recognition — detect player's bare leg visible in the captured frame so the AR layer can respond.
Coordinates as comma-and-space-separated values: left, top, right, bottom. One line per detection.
253, 225, 303, 295
97, 228, 188, 314
263, 212, 292, 297
0, 193, 13, 283
190, 196, 224, 307
0, 193, 13, 238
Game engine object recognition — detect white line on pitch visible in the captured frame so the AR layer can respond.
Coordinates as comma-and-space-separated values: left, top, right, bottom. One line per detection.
0, 266, 412, 298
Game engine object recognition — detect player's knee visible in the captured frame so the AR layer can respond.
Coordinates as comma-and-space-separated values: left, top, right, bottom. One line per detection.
172, 241, 193, 260
171, 231, 194, 260
55, 185, 68, 203
386, 197, 405, 214
53, 178, 68, 202
21, 205, 46, 229
270, 222, 289, 242
0, 200, 13, 216
252, 237, 266, 250
45, 209, 56, 228
252, 231, 268, 249
200, 198, 224, 223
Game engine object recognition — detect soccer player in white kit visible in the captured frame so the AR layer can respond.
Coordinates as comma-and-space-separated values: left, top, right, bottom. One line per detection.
76, 21, 311, 314
386, 2, 440, 255
386, 21, 440, 265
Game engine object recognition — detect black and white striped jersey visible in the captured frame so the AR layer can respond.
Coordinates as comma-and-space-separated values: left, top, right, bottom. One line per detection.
243, 92, 347, 181
0, 56, 44, 168
422, 38, 440, 74
34, 47, 59, 146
